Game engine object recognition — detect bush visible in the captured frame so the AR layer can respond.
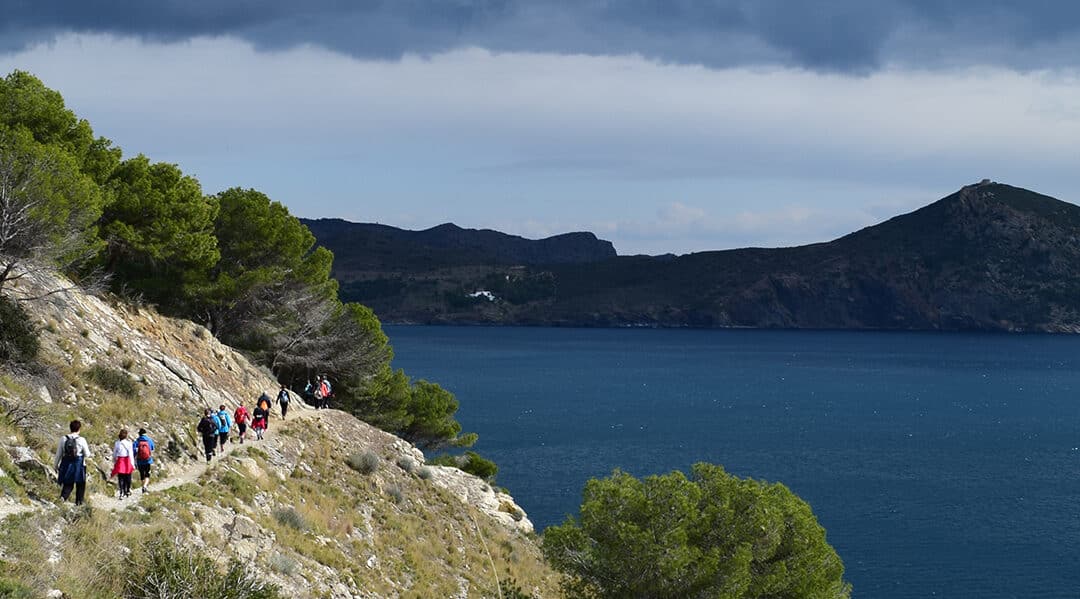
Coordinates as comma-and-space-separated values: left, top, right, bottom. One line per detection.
121, 538, 282, 599
543, 463, 852, 599
268, 553, 299, 576
461, 451, 498, 481
497, 578, 534, 599
385, 484, 404, 504
87, 364, 138, 396
272, 507, 309, 532
395, 456, 415, 473
346, 450, 380, 475
417, 466, 433, 480
0, 296, 38, 365
428, 451, 498, 482
0, 577, 34, 599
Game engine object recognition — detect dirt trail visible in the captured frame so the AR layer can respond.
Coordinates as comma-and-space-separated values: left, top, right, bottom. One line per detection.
91, 402, 320, 513
0, 402, 321, 519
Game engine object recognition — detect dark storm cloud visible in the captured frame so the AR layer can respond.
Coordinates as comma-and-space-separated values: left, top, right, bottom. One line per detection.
5, 1, 1080, 71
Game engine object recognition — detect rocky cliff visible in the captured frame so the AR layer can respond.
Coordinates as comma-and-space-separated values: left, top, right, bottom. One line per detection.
0, 270, 557, 598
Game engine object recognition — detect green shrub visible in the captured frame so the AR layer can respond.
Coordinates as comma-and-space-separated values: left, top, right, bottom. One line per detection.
345, 451, 380, 475
120, 539, 281, 598
395, 456, 415, 473
461, 451, 498, 481
0, 577, 34, 599
417, 466, 433, 480
385, 484, 404, 504
86, 364, 138, 396
428, 451, 498, 481
272, 507, 309, 532
0, 297, 39, 365
543, 463, 851, 599
498, 578, 533, 599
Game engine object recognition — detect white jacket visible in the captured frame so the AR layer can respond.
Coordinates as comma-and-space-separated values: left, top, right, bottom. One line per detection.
112, 439, 134, 461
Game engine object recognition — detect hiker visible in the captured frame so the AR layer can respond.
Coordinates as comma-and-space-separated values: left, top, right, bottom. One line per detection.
216, 404, 232, 449
303, 379, 315, 405
54, 420, 92, 505
321, 376, 332, 409
110, 428, 135, 499
316, 375, 331, 409
133, 428, 155, 493
277, 384, 291, 419
252, 403, 268, 441
257, 392, 272, 415
234, 404, 250, 444
197, 409, 218, 462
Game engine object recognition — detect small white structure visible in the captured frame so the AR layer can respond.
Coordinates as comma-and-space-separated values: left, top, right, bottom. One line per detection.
468, 290, 497, 302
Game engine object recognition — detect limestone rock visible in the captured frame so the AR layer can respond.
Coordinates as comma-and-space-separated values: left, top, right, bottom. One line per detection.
8, 447, 52, 476
427, 465, 534, 534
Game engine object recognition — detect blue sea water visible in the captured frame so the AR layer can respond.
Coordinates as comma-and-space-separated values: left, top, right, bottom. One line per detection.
385, 326, 1080, 599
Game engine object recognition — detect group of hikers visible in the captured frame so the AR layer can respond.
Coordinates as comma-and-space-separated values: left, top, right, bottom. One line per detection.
305, 374, 333, 410
195, 384, 292, 463
55, 377, 334, 504
54, 420, 154, 504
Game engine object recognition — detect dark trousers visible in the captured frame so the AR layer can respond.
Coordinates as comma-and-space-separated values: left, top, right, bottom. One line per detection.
218, 432, 229, 449
203, 436, 217, 461
61, 481, 86, 505
281, 403, 289, 419
117, 473, 132, 496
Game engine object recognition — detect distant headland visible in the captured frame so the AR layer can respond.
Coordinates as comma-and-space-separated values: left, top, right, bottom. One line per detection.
304, 181, 1080, 332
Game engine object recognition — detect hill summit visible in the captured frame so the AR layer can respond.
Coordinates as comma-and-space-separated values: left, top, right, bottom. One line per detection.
315, 182, 1080, 332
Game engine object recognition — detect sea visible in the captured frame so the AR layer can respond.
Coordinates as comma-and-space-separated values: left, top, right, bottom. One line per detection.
385, 325, 1080, 599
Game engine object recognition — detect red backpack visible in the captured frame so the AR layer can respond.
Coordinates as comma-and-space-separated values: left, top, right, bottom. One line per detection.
136, 439, 151, 461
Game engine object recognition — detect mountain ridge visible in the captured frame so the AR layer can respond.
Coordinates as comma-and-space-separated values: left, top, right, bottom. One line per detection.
301, 218, 617, 271
312, 181, 1080, 332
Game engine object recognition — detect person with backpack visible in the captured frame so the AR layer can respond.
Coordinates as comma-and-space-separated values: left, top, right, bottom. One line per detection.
110, 428, 135, 499
54, 419, 92, 505
257, 392, 272, 427
303, 379, 315, 405
234, 404, 250, 444
317, 375, 331, 409
132, 428, 155, 493
277, 385, 292, 419
197, 409, 218, 462
251, 403, 268, 441
216, 404, 232, 449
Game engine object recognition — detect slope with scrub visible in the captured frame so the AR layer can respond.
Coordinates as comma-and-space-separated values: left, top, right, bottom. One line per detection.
0, 269, 557, 599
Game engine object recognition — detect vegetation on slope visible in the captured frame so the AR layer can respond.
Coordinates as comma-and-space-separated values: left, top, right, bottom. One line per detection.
0, 69, 477, 457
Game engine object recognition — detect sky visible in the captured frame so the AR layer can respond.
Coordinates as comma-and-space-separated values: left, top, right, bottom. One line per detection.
3, 2, 1080, 255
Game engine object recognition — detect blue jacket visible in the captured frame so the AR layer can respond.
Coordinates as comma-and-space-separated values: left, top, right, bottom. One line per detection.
217, 410, 232, 433
134, 434, 156, 465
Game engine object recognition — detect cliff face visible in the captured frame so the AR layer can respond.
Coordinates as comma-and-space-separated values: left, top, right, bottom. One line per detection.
321, 182, 1080, 332
0, 270, 557, 598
